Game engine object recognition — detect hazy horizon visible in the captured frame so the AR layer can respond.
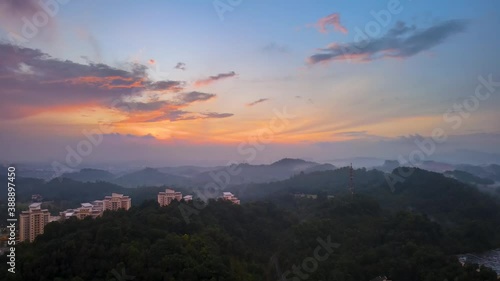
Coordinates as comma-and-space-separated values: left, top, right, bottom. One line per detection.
1, 0, 500, 168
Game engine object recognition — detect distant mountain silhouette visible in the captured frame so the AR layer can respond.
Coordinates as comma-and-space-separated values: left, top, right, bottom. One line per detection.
455, 164, 500, 182
326, 157, 385, 168
270, 158, 313, 166
157, 165, 221, 178
376, 160, 500, 184
191, 158, 336, 185
375, 160, 455, 173
444, 170, 495, 185
61, 168, 115, 182
112, 167, 190, 188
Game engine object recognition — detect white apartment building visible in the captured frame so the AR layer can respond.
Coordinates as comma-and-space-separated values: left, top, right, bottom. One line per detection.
19, 203, 50, 242
158, 188, 183, 206
222, 192, 240, 205
103, 193, 131, 211
60, 201, 104, 220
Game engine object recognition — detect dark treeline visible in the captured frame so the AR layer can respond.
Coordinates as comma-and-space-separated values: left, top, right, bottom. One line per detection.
1, 168, 500, 280
1, 195, 499, 281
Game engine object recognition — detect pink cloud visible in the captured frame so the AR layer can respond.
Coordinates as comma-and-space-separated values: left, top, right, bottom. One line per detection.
315, 13, 348, 34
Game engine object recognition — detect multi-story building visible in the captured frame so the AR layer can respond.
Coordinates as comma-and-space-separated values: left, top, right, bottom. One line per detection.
222, 192, 240, 205
59, 209, 75, 220
19, 203, 50, 242
72, 202, 103, 219
103, 193, 131, 211
157, 189, 183, 206
183, 195, 193, 202
92, 200, 104, 210
59, 197, 126, 220
60, 203, 103, 220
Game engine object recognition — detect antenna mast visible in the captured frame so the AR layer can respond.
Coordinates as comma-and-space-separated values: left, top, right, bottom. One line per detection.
348, 163, 355, 197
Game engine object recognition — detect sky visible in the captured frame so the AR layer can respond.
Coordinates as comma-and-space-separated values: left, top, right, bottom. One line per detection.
0, 0, 499, 167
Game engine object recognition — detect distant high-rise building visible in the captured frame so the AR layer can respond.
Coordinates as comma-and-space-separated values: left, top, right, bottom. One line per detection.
31, 194, 43, 202
19, 203, 50, 242
158, 189, 182, 206
103, 193, 131, 211
222, 192, 240, 205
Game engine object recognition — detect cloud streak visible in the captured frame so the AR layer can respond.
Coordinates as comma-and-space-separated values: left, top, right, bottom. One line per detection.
145, 110, 233, 122
194, 71, 237, 87
112, 91, 227, 122
174, 62, 186, 70
247, 98, 269, 107
262, 42, 289, 54
307, 20, 468, 65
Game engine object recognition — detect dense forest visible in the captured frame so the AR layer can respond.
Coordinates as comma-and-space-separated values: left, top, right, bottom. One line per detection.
1, 167, 500, 280
233, 168, 500, 252
1, 194, 500, 280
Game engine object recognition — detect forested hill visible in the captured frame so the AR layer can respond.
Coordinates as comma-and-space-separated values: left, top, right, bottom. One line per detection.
1, 197, 499, 281
231, 167, 500, 251
231, 166, 500, 206
229, 166, 386, 200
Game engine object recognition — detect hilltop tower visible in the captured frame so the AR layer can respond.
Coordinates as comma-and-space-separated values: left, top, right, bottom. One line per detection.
348, 163, 355, 197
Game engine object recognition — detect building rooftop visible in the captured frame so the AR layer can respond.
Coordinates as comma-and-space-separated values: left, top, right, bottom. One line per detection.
81, 203, 93, 208
49, 216, 61, 222
29, 203, 42, 209
104, 193, 130, 199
